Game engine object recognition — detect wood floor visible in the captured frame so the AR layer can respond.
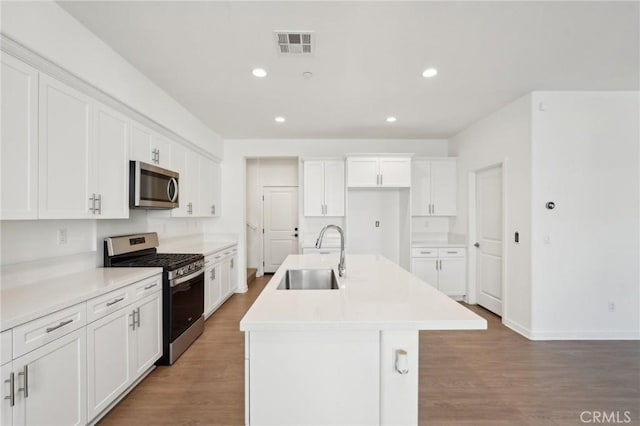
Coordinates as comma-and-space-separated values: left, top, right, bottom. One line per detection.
100, 275, 640, 426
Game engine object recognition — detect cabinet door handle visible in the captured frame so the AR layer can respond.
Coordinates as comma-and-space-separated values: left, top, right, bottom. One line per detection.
144, 283, 157, 290
46, 319, 73, 333
96, 193, 102, 215
18, 366, 28, 398
89, 193, 96, 213
231, 259, 234, 268
380, 174, 383, 185
439, 260, 442, 270
106, 297, 124, 307
5, 372, 15, 406
135, 307, 141, 328
130, 311, 136, 330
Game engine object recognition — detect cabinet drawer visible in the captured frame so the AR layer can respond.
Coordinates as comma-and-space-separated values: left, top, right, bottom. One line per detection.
438, 248, 466, 258
13, 303, 86, 358
131, 275, 162, 301
411, 248, 438, 258
1, 330, 12, 365
86, 286, 133, 323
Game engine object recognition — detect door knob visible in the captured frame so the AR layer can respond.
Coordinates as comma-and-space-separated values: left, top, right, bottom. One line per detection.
474, 242, 480, 248
293, 233, 299, 238
294, 227, 298, 231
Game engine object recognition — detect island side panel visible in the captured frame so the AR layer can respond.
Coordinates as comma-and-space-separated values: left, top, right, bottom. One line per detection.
380, 330, 419, 426
248, 330, 380, 426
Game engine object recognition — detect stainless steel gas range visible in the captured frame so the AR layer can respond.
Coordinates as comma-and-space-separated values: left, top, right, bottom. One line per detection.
104, 232, 204, 365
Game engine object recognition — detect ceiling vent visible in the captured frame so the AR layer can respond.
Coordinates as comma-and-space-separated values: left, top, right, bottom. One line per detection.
274, 31, 314, 55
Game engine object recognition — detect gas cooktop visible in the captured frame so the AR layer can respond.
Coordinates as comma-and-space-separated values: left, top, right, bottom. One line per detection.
109, 252, 202, 271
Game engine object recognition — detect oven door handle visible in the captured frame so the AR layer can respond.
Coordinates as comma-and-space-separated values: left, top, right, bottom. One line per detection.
170, 269, 203, 287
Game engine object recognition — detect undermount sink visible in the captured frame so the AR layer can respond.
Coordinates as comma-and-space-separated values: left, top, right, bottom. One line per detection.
276, 269, 340, 290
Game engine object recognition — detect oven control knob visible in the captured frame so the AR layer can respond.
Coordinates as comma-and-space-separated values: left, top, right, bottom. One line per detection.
177, 269, 184, 276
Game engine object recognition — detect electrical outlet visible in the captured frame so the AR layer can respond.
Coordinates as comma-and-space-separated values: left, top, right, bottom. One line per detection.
608, 302, 616, 312
57, 228, 67, 245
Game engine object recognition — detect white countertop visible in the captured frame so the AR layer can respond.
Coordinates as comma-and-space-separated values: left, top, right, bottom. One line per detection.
1, 267, 162, 331
157, 240, 237, 256
240, 254, 486, 332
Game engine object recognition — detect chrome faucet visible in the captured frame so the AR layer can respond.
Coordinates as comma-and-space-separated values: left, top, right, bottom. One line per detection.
315, 225, 346, 277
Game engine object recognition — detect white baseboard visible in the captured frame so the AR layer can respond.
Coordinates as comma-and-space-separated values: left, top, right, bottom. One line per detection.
502, 318, 640, 340
502, 318, 533, 339
528, 330, 640, 341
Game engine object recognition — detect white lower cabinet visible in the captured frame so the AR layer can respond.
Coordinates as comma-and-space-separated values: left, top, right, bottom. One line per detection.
86, 308, 133, 420
1, 362, 14, 426
411, 247, 466, 297
204, 245, 238, 318
12, 328, 87, 426
86, 290, 162, 422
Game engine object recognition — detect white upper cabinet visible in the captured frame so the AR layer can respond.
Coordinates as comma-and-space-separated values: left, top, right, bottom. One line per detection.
303, 161, 325, 216
346, 157, 379, 187
38, 74, 95, 219
323, 160, 345, 216
347, 156, 411, 188
303, 160, 345, 217
151, 133, 172, 169
170, 143, 189, 217
211, 161, 221, 217
185, 150, 200, 216
199, 156, 221, 217
95, 103, 129, 219
130, 122, 154, 164
130, 122, 172, 168
411, 159, 456, 216
378, 157, 411, 187
1, 55, 39, 220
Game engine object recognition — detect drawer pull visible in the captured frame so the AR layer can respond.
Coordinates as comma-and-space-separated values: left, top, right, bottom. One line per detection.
106, 297, 125, 307
144, 283, 157, 290
45, 319, 73, 333
420, 251, 433, 254
446, 251, 458, 254
319, 251, 331, 254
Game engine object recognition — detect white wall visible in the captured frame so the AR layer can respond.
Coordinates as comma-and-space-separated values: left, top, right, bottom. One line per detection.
1, 1, 223, 158
449, 94, 534, 333
208, 139, 448, 289
530, 92, 640, 339
245, 158, 299, 271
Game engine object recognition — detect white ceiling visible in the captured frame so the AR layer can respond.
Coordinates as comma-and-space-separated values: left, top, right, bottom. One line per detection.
59, 1, 639, 139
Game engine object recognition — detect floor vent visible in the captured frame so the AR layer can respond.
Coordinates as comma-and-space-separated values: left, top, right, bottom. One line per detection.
274, 31, 314, 55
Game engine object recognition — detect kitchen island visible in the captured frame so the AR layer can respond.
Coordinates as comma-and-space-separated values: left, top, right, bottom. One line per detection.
240, 254, 486, 426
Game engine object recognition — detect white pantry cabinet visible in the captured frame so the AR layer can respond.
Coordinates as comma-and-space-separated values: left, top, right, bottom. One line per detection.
38, 74, 95, 219
411, 247, 466, 297
412, 159, 456, 216
0, 55, 39, 220
347, 157, 411, 188
11, 328, 87, 426
303, 160, 345, 216
130, 122, 172, 168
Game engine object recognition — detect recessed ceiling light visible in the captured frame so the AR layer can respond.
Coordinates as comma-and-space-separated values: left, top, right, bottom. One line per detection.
422, 68, 438, 78
252, 68, 267, 78
275, 116, 286, 123
386, 116, 397, 123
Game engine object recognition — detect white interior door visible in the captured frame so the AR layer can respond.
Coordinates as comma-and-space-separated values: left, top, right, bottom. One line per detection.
263, 187, 299, 273
475, 165, 503, 315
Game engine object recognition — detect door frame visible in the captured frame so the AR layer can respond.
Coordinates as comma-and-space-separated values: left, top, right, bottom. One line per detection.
467, 159, 508, 320
243, 157, 301, 278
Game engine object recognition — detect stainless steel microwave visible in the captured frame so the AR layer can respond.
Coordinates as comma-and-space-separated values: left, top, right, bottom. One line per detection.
130, 161, 179, 209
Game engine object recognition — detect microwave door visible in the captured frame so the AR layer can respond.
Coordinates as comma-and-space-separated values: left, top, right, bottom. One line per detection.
131, 161, 179, 209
